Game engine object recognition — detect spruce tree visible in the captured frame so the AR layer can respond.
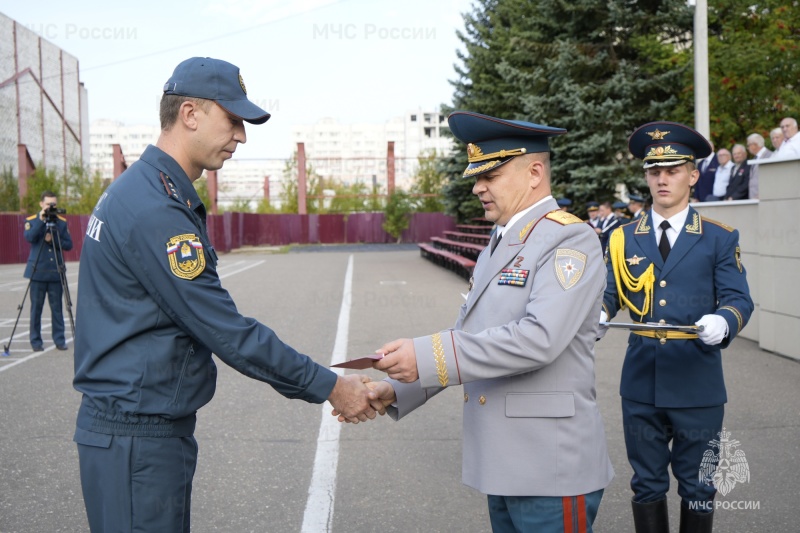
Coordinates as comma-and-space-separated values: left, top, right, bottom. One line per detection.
444, 0, 695, 218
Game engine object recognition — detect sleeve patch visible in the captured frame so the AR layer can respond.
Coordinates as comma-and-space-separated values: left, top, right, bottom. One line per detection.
166, 233, 206, 280
554, 248, 587, 290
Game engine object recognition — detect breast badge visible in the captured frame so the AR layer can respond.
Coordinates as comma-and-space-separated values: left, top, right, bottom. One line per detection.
555, 248, 586, 290
626, 255, 645, 266
166, 233, 206, 280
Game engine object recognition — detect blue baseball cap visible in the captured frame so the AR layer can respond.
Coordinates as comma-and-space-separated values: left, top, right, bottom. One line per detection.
628, 121, 712, 169
447, 111, 567, 177
163, 57, 271, 125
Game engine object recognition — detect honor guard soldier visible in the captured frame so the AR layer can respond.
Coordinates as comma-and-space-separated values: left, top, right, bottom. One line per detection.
627, 194, 646, 220
556, 197, 573, 211
598, 122, 754, 533
612, 200, 631, 224
72, 57, 379, 532
586, 201, 600, 228
360, 111, 614, 532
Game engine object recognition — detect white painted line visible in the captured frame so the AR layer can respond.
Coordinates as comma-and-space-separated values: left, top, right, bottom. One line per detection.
0, 339, 72, 373
218, 260, 265, 280
0, 260, 264, 374
301, 254, 353, 533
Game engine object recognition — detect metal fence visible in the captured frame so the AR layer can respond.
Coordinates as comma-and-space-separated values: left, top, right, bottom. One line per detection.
0, 211, 456, 265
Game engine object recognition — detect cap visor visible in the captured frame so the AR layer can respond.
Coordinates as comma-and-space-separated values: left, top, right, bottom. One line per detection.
218, 99, 271, 125
642, 160, 690, 169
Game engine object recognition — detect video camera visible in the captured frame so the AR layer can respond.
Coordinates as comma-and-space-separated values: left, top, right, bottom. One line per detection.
43, 203, 66, 223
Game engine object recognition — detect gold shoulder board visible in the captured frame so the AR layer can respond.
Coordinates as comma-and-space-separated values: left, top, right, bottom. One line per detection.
702, 217, 734, 232
545, 210, 583, 225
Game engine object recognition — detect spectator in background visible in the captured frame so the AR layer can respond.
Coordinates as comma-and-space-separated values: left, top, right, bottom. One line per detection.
597, 201, 622, 253
724, 144, 750, 201
612, 201, 631, 224
693, 142, 717, 202
774, 117, 800, 159
557, 197, 573, 212
746, 133, 772, 199
707, 148, 733, 201
770, 128, 784, 152
627, 194, 646, 220
587, 201, 600, 226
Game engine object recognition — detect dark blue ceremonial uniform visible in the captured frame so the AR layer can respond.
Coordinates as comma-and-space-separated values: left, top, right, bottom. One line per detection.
602, 207, 753, 509
73, 145, 338, 531
23, 214, 72, 349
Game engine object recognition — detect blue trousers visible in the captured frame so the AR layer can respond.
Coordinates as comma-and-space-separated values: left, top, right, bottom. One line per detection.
29, 280, 64, 347
622, 398, 723, 508
75, 428, 198, 533
488, 489, 604, 532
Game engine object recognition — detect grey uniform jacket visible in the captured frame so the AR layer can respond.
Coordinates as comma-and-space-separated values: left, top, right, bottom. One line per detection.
387, 198, 614, 497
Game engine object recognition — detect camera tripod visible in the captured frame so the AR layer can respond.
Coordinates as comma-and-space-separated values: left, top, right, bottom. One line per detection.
2, 217, 75, 357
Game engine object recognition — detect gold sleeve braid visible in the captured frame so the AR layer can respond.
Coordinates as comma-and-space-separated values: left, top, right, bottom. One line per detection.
609, 228, 655, 320
431, 333, 449, 388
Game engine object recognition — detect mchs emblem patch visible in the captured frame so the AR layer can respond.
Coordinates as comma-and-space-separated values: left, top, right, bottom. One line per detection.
166, 233, 206, 280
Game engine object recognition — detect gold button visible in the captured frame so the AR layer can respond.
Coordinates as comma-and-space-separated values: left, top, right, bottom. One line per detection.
479, 395, 486, 405
659, 299, 667, 307
659, 319, 666, 325
659, 280, 667, 288
660, 338, 667, 345
464, 394, 469, 403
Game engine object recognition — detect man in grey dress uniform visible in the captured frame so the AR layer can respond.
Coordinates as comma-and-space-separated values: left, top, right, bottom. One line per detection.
350, 111, 615, 532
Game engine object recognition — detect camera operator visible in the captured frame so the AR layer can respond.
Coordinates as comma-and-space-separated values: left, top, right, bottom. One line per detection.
23, 191, 73, 351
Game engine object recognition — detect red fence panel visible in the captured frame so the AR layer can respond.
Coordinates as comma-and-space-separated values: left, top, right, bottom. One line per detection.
1, 212, 457, 264
0, 214, 89, 265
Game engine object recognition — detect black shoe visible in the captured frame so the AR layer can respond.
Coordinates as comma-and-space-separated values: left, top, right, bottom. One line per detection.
56, 344, 68, 351
32, 345, 44, 352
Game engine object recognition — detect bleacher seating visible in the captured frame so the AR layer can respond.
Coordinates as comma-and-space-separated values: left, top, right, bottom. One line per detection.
418, 218, 493, 280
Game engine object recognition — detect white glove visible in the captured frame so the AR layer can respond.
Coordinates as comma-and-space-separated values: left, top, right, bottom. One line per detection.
597, 310, 609, 340
695, 314, 728, 345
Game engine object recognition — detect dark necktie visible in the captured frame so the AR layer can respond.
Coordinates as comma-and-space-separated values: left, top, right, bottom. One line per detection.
659, 220, 671, 261
490, 231, 503, 255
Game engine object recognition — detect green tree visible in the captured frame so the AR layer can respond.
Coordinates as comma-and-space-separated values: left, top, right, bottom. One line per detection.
382, 190, 412, 242
0, 167, 20, 212
444, 0, 695, 216
193, 176, 211, 208
409, 150, 446, 212
63, 163, 109, 214
21, 167, 61, 214
674, 1, 800, 147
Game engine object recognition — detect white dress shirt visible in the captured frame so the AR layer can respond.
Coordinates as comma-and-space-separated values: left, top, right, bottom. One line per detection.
774, 134, 800, 159
712, 161, 734, 197
650, 206, 689, 249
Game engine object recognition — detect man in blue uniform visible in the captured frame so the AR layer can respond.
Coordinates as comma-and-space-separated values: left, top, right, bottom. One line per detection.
23, 191, 73, 351
72, 57, 380, 532
599, 122, 753, 533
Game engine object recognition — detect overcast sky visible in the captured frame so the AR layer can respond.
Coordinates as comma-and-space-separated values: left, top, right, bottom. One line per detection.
3, 0, 474, 159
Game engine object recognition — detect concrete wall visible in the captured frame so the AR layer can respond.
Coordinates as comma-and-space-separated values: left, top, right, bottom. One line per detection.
693, 156, 800, 361
0, 13, 84, 178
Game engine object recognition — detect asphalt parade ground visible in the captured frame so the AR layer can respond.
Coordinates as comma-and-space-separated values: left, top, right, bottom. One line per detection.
0, 247, 798, 532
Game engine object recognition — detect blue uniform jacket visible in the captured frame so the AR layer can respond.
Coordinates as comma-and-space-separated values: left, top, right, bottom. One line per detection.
602, 208, 753, 408
73, 145, 337, 437
23, 215, 73, 282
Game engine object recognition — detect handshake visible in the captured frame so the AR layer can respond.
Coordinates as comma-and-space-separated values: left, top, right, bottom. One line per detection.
327, 338, 418, 424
